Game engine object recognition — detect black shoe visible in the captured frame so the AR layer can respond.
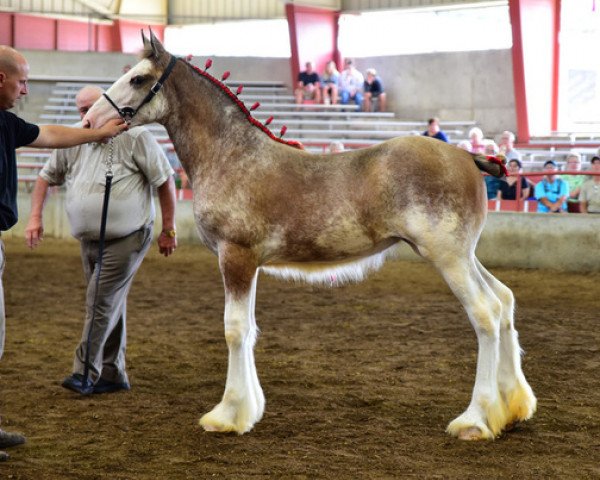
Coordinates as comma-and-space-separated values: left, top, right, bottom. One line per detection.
93, 378, 131, 394
0, 430, 26, 449
61, 373, 94, 395
0, 451, 8, 462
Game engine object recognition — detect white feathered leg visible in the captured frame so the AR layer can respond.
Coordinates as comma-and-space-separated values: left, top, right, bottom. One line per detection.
476, 260, 537, 428
200, 244, 265, 434
435, 255, 509, 440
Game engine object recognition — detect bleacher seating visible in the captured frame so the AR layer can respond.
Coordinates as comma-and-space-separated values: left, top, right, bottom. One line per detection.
18, 77, 477, 194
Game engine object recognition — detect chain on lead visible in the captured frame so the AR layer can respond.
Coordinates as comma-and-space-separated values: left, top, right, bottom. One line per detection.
105, 138, 114, 178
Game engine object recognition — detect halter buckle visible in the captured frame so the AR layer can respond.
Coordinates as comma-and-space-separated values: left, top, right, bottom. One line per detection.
150, 81, 163, 94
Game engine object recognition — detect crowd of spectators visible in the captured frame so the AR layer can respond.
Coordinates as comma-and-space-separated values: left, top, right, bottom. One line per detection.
469, 129, 600, 214
295, 59, 387, 112
424, 124, 598, 214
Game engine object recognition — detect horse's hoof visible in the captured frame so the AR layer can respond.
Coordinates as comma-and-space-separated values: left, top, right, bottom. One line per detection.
458, 427, 487, 441
447, 415, 495, 440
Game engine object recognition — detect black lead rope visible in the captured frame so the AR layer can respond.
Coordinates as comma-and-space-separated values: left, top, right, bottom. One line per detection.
82, 56, 177, 389
81, 141, 114, 390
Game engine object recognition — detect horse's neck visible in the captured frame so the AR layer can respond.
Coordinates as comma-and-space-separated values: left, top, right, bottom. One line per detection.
163, 75, 261, 178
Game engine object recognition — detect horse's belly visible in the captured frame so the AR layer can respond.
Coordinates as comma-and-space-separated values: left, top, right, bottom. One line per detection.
263, 235, 398, 264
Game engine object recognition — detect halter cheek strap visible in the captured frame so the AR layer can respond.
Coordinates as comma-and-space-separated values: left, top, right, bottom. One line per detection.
103, 54, 178, 122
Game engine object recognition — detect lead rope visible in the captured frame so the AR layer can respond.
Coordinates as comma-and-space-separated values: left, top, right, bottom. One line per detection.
82, 139, 114, 390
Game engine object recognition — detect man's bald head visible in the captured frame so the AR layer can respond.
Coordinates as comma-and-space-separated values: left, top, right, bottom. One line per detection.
0, 45, 27, 75
76, 85, 105, 119
0, 45, 29, 110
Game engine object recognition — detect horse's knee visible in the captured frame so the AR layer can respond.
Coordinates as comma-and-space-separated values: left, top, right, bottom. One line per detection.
224, 318, 250, 347
470, 295, 502, 336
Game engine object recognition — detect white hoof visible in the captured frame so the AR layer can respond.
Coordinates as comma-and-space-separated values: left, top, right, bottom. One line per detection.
199, 392, 264, 434
447, 416, 495, 441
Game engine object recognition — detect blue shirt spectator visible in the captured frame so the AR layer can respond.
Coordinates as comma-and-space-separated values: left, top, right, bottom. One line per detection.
534, 160, 569, 213
422, 117, 449, 142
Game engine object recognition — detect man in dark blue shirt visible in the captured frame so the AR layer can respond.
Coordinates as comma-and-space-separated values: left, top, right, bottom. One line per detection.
0, 44, 126, 461
294, 61, 321, 104
422, 117, 449, 142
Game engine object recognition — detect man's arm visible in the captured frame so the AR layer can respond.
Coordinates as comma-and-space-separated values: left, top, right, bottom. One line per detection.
156, 175, 177, 257
24, 176, 51, 249
28, 119, 127, 149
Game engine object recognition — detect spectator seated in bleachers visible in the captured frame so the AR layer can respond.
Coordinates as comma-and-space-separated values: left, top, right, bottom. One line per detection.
294, 61, 321, 105
498, 130, 521, 162
535, 160, 569, 213
338, 59, 364, 111
321, 60, 340, 105
468, 127, 486, 154
483, 141, 502, 199
497, 159, 531, 201
422, 117, 448, 142
579, 156, 600, 214
363, 68, 386, 112
562, 153, 587, 212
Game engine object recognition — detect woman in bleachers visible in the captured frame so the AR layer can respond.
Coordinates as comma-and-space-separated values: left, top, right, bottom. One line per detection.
468, 127, 486, 154
497, 159, 531, 201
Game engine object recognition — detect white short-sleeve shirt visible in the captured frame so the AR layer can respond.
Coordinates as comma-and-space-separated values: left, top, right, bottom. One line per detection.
40, 126, 174, 240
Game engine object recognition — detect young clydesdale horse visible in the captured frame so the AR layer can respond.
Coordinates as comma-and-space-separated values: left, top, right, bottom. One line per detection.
84, 32, 536, 440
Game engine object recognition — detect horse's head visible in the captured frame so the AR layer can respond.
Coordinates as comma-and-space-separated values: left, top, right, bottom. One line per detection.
84, 30, 175, 129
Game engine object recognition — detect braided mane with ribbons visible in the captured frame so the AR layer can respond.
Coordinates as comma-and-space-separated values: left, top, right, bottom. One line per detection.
185, 58, 304, 151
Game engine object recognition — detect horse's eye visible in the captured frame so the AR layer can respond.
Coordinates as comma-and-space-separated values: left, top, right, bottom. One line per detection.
130, 75, 146, 86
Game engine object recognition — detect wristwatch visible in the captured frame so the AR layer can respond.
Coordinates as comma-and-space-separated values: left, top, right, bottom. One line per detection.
162, 229, 177, 238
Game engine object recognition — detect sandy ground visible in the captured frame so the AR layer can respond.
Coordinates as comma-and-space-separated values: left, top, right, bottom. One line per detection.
0, 237, 598, 479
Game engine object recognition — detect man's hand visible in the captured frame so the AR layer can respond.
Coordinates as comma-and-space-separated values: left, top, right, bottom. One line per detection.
95, 118, 129, 143
158, 230, 177, 257
25, 216, 44, 249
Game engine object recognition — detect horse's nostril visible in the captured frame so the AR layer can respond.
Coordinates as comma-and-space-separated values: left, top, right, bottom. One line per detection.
82, 119, 91, 129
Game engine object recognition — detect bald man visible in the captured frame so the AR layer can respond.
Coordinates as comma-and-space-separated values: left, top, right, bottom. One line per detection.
0, 45, 127, 461
25, 85, 177, 402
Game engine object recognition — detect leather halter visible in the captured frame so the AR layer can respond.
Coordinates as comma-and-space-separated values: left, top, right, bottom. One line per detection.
103, 55, 178, 122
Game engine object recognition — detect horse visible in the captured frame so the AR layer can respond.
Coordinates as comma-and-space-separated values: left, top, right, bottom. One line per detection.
84, 31, 537, 440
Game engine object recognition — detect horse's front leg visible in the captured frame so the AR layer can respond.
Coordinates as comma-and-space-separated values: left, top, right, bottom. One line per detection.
199, 243, 265, 434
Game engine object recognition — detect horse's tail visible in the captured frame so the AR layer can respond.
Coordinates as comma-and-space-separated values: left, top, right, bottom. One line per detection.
472, 153, 508, 177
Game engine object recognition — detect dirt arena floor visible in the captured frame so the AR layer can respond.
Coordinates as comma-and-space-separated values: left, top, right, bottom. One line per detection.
0, 237, 598, 479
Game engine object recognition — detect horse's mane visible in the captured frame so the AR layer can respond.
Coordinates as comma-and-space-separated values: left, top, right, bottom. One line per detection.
182, 59, 304, 151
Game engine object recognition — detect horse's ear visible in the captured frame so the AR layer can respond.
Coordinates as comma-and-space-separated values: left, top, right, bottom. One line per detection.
148, 28, 166, 57
142, 29, 153, 59
141, 29, 150, 48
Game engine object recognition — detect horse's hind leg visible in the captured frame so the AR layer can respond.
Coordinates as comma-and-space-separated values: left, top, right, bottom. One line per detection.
474, 259, 536, 428
199, 243, 265, 434
429, 252, 510, 440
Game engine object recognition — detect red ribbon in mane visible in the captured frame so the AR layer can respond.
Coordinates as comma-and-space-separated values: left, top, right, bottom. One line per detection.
486, 155, 508, 176
187, 62, 304, 150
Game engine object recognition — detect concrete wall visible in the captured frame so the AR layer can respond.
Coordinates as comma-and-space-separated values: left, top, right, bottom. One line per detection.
8, 191, 599, 272
352, 49, 516, 136
17, 48, 515, 136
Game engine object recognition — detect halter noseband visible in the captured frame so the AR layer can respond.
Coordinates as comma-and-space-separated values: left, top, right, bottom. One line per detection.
103, 54, 178, 122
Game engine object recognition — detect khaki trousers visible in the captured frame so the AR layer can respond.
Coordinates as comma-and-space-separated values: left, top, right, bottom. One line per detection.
74, 225, 152, 384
